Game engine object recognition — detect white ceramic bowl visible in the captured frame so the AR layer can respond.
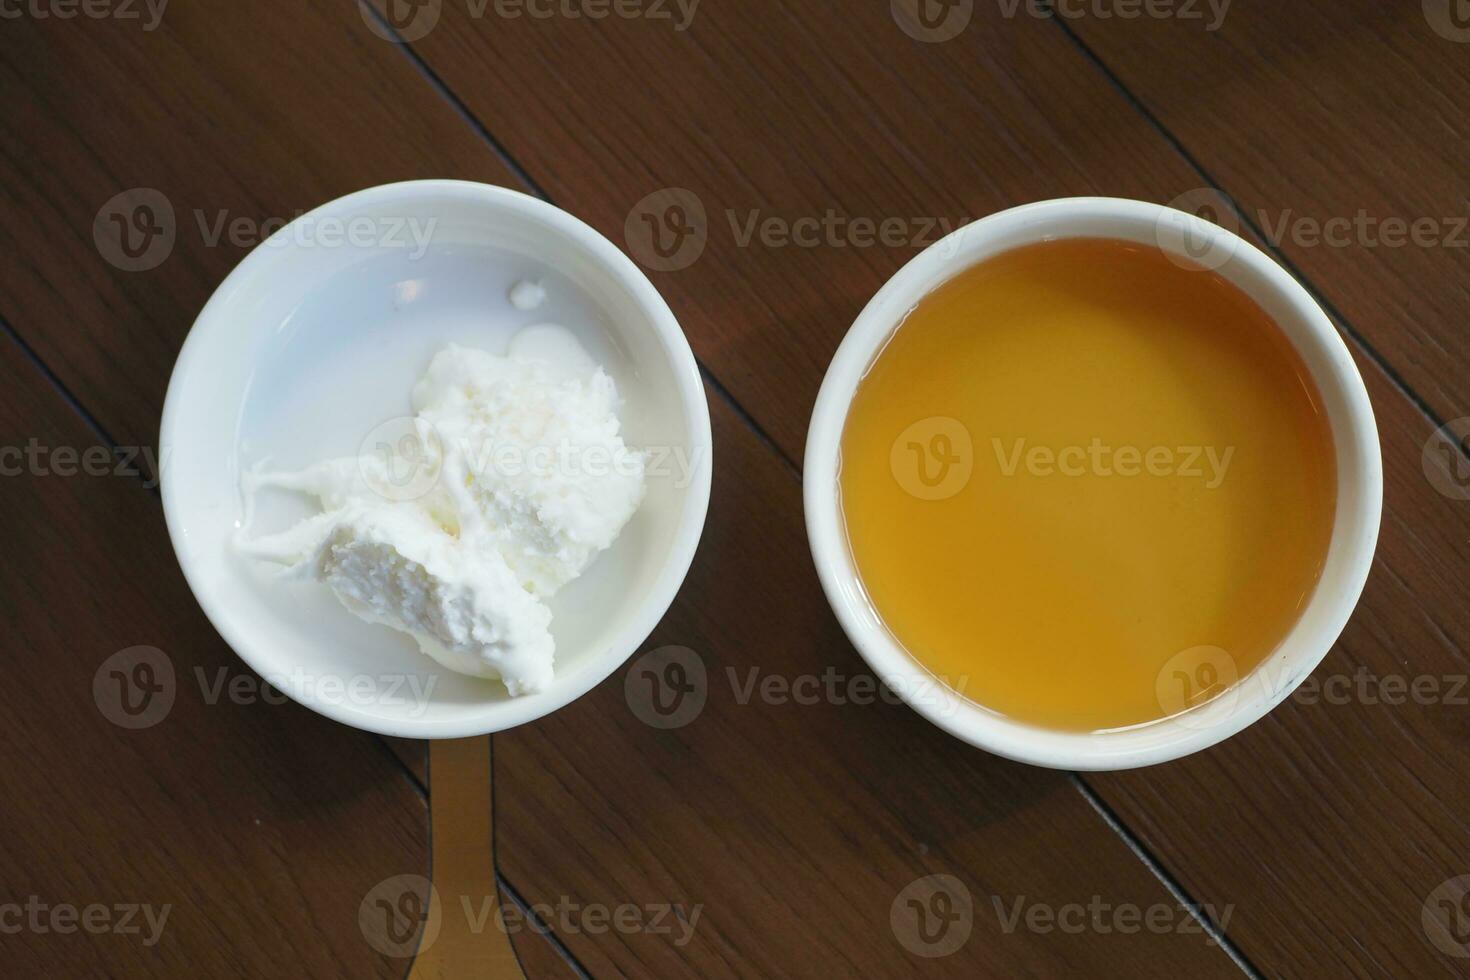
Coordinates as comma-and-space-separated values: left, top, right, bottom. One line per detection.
804, 197, 1382, 770
162, 180, 711, 738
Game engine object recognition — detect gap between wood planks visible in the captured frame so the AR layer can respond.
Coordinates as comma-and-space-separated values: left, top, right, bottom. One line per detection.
0, 307, 588, 980
1052, 17, 1467, 453
359, 5, 1286, 976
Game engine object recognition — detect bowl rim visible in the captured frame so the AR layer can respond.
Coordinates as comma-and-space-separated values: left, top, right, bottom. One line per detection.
803, 196, 1383, 770
160, 179, 713, 738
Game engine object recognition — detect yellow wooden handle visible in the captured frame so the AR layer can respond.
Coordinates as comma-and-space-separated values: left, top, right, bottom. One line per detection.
408, 736, 525, 980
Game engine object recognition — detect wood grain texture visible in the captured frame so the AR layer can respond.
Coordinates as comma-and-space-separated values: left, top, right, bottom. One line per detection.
1020, 7, 1470, 976
0, 334, 420, 977
0, 0, 459, 833
0, 4, 573, 976
0, 343, 577, 977
0, 3, 1246, 974
1085, 343, 1470, 977
0, 1, 512, 454
383, 0, 1243, 460
1067, 1, 1470, 425
389, 2, 1470, 975
493, 389, 1243, 977
5, 0, 1467, 976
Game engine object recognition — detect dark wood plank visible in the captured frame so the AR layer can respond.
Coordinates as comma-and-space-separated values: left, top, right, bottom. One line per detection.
0, 6, 576, 976
1085, 358, 1470, 978
9, 1, 1462, 975
386, 736, 430, 785
1067, 1, 1470, 426
0, 4, 1247, 974
0, 344, 577, 977
389, 2, 1470, 974
493, 387, 1243, 978
0, 334, 423, 976
1007, 9, 1470, 976
0, 2, 513, 456
384, 0, 1239, 458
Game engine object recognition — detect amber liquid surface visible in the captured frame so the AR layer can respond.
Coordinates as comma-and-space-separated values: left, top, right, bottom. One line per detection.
839, 238, 1337, 731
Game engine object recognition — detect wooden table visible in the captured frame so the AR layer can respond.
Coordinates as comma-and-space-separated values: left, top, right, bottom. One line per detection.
4, 2, 1468, 976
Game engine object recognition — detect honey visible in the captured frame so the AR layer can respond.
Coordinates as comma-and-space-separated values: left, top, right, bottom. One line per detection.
839, 238, 1336, 731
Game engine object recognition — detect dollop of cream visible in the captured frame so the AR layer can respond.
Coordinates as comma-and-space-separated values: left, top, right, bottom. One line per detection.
237, 327, 645, 696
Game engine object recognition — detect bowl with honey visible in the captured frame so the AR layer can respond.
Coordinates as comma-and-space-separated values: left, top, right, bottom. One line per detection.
804, 198, 1382, 769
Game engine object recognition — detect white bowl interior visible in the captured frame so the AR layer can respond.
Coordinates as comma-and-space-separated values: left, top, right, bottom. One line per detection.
162, 183, 710, 737
805, 198, 1382, 770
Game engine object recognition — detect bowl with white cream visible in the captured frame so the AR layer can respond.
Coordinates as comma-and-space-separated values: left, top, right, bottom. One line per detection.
161, 181, 712, 737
